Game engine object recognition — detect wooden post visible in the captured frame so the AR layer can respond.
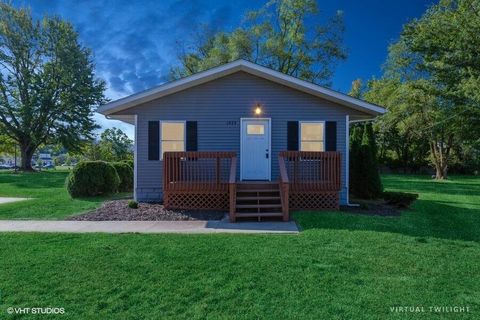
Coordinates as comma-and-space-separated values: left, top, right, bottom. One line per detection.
216, 155, 220, 186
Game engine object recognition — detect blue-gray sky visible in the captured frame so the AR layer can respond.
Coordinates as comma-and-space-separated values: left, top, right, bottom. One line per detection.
13, 0, 434, 138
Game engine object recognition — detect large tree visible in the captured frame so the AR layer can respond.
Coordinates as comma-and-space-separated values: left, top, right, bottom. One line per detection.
171, 0, 346, 86
81, 127, 133, 162
402, 0, 480, 106
364, 78, 430, 172
0, 3, 105, 170
99, 128, 133, 161
364, 0, 480, 179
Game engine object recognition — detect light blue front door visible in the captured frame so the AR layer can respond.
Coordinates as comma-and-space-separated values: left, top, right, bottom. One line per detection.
241, 119, 271, 180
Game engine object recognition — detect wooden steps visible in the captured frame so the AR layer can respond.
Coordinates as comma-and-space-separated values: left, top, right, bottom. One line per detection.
232, 182, 286, 221
234, 212, 283, 218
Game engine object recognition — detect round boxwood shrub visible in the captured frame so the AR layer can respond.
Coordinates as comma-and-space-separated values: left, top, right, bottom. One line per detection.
66, 161, 120, 197
111, 162, 134, 192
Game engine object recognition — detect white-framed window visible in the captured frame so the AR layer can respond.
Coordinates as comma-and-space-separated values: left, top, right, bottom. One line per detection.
300, 121, 325, 151
160, 121, 185, 159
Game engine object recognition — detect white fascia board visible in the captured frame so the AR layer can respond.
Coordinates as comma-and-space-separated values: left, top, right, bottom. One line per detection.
105, 114, 135, 124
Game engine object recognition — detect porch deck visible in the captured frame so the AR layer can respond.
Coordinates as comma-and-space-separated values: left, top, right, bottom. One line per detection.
163, 151, 341, 222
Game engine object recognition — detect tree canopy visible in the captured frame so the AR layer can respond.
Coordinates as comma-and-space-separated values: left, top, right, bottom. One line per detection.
364, 0, 480, 178
0, 3, 105, 170
171, 0, 346, 86
81, 128, 133, 162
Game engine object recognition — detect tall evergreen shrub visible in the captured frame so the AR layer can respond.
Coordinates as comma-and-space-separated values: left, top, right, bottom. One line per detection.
349, 124, 364, 196
350, 123, 383, 199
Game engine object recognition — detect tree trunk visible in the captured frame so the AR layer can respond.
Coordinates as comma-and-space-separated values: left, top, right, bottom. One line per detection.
435, 164, 447, 180
20, 144, 35, 171
430, 137, 452, 180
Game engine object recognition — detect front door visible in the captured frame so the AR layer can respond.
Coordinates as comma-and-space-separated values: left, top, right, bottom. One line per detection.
241, 118, 271, 180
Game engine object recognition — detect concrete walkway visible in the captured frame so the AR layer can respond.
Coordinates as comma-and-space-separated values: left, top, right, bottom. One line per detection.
0, 197, 30, 204
0, 220, 299, 234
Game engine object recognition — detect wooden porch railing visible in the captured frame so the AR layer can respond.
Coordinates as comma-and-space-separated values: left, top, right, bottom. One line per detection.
163, 151, 237, 210
278, 151, 341, 210
278, 155, 289, 221
229, 156, 237, 222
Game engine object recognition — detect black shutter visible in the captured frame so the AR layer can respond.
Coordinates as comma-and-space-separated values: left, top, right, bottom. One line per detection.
148, 121, 159, 160
287, 121, 299, 151
325, 121, 337, 151
186, 121, 198, 151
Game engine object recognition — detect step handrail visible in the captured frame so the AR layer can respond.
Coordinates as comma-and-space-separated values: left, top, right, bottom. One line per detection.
278, 155, 290, 221
228, 156, 237, 222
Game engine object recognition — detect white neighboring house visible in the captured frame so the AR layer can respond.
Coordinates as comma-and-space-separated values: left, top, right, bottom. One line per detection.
37, 153, 53, 166
0, 155, 16, 166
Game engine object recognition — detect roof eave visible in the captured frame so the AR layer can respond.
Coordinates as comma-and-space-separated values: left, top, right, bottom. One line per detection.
97, 59, 386, 116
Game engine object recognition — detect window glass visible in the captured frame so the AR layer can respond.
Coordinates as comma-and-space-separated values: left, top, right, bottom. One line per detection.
301, 141, 324, 152
247, 124, 265, 135
161, 122, 185, 141
161, 141, 185, 153
300, 122, 324, 151
161, 122, 185, 158
301, 123, 324, 141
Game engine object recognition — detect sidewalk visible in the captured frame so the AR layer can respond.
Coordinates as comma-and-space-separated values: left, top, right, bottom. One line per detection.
0, 197, 30, 204
0, 220, 299, 234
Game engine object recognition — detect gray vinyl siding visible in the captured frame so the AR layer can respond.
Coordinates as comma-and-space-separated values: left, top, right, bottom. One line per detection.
115, 71, 367, 203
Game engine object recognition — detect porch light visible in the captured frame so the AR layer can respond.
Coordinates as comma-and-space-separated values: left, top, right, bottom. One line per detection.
254, 104, 262, 115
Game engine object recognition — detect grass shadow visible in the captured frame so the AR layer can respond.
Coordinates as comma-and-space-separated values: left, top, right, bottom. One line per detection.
0, 171, 69, 190
382, 174, 480, 196
295, 199, 480, 243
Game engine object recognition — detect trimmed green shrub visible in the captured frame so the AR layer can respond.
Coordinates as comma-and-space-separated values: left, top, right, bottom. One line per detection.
383, 191, 418, 208
121, 159, 134, 169
66, 161, 120, 197
128, 200, 138, 209
111, 162, 134, 192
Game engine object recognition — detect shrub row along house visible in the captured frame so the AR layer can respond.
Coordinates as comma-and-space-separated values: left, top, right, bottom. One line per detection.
98, 60, 385, 221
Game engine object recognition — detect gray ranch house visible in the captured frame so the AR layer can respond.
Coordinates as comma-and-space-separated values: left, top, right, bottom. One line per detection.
98, 60, 385, 222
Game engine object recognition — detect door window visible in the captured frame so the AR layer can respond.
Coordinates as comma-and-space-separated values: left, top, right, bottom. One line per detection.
247, 124, 265, 135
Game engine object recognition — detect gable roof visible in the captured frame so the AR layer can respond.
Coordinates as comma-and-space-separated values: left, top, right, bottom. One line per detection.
97, 59, 385, 117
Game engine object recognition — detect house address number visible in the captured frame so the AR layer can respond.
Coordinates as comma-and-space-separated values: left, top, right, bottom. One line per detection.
226, 121, 238, 126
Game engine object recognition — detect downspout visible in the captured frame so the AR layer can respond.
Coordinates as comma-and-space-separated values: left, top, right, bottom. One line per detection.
134, 115, 138, 201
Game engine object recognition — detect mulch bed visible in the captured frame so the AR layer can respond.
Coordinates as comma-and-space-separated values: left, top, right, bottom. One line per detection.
340, 200, 402, 216
69, 200, 226, 221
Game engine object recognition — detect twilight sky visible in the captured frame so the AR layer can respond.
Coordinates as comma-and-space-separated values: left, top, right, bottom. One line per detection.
13, 0, 434, 138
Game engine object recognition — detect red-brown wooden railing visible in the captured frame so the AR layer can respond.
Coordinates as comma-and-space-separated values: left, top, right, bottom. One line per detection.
278, 155, 290, 221
228, 156, 237, 222
279, 151, 341, 192
278, 151, 341, 211
163, 151, 237, 210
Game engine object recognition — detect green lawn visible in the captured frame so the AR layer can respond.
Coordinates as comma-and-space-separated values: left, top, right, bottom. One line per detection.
0, 170, 130, 219
297, 174, 480, 242
0, 174, 479, 319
